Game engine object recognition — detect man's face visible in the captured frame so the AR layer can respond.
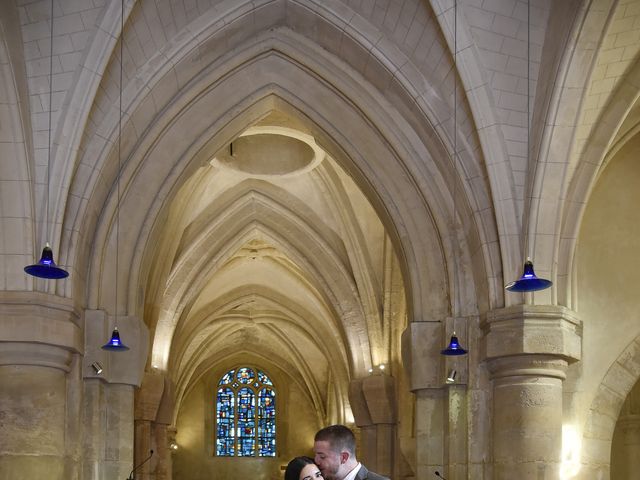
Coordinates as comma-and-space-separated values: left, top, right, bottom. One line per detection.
313, 440, 343, 480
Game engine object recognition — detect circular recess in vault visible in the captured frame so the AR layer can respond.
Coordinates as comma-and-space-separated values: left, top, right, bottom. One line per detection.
217, 133, 315, 176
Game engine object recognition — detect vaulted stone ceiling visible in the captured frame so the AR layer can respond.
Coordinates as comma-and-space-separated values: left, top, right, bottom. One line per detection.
141, 111, 405, 419
2, 2, 640, 475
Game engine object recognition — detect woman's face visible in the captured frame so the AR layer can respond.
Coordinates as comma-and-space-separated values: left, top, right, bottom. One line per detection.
300, 463, 323, 480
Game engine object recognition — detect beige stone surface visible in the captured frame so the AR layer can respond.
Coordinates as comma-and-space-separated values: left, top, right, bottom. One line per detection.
1, 0, 640, 478
0, 365, 66, 479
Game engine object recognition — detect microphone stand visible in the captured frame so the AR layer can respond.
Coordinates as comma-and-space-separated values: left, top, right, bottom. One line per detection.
127, 449, 154, 480
435, 471, 447, 480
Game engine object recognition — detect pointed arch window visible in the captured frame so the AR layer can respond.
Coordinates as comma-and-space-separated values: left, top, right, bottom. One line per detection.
216, 366, 276, 456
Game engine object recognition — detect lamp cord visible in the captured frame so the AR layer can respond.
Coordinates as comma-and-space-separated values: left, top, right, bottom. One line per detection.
525, 0, 530, 261
115, 0, 123, 323
46, 0, 54, 245
452, 0, 458, 318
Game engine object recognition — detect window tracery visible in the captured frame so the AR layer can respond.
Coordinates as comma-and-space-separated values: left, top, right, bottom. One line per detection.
216, 366, 276, 456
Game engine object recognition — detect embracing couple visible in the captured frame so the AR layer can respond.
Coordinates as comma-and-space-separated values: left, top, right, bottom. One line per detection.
285, 425, 389, 480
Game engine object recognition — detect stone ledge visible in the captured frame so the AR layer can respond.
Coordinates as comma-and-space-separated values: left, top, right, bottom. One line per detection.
0, 292, 82, 355
0, 342, 73, 372
481, 304, 582, 363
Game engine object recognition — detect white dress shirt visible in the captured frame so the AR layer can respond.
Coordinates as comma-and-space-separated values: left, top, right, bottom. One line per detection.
343, 462, 362, 480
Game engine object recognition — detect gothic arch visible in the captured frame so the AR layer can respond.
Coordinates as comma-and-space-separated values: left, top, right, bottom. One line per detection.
68, 1, 488, 326
80, 42, 459, 332
149, 184, 372, 375
580, 335, 640, 478
170, 289, 349, 426
531, 1, 640, 308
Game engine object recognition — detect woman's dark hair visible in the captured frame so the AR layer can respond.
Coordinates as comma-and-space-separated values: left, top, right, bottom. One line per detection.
284, 456, 315, 480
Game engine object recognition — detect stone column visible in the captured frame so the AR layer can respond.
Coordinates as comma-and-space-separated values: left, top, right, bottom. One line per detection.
154, 379, 175, 480
362, 373, 396, 476
446, 384, 468, 480
0, 292, 82, 480
83, 309, 149, 480
349, 374, 396, 477
154, 424, 171, 480
401, 321, 446, 479
135, 372, 167, 480
483, 305, 581, 480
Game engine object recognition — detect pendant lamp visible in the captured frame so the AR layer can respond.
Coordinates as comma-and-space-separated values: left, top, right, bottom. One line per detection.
24, 0, 69, 280
25, 242, 69, 279
505, 257, 552, 292
101, 0, 128, 352
102, 327, 129, 351
441, 332, 467, 356
505, 1, 551, 294
441, 0, 468, 357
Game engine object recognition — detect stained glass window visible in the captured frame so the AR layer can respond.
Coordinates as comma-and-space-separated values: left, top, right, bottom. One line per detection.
216, 366, 276, 457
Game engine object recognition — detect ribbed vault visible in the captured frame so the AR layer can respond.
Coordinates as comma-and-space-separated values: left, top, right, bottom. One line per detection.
67, 1, 490, 425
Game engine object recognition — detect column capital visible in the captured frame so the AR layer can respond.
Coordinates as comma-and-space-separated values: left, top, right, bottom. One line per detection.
135, 372, 166, 421
349, 375, 397, 426
401, 321, 441, 391
481, 304, 581, 363
84, 309, 149, 386
0, 342, 74, 371
362, 373, 396, 424
0, 292, 82, 371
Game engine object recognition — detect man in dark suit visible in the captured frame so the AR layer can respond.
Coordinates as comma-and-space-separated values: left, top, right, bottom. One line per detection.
313, 425, 390, 480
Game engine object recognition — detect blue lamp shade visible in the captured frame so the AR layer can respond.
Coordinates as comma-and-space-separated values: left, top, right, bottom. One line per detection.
24, 243, 69, 279
505, 258, 552, 292
101, 327, 130, 351
441, 333, 467, 356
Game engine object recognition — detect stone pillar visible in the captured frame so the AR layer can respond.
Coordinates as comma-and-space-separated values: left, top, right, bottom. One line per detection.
134, 419, 153, 478
414, 388, 445, 478
446, 384, 468, 480
0, 346, 71, 478
154, 379, 175, 480
83, 309, 149, 480
135, 372, 166, 480
349, 373, 396, 477
154, 424, 171, 480
362, 373, 395, 476
0, 292, 82, 480
401, 321, 446, 479
482, 305, 581, 480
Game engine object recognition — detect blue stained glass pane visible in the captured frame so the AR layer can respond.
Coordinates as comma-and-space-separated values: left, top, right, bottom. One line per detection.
236, 367, 255, 384
215, 367, 277, 457
219, 369, 235, 385
216, 387, 235, 456
257, 370, 273, 385
258, 388, 276, 456
237, 387, 255, 456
